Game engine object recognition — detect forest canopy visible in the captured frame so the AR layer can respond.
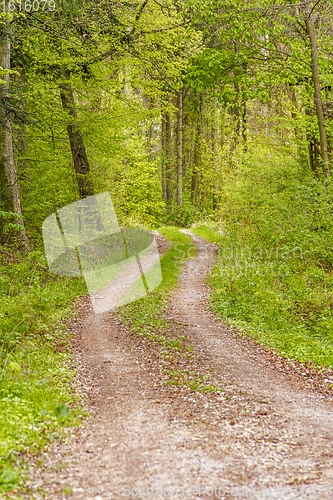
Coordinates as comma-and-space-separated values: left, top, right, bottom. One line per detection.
0, 0, 332, 245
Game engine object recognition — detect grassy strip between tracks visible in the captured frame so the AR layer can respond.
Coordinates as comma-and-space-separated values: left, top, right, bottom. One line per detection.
116, 226, 223, 394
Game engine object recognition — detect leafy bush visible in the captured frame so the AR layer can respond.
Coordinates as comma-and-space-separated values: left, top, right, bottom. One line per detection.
192, 150, 333, 367
163, 201, 196, 228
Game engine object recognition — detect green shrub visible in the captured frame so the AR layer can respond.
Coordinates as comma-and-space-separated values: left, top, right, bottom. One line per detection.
192, 151, 333, 368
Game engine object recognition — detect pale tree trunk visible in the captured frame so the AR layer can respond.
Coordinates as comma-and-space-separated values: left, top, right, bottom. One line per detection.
161, 113, 167, 204
192, 97, 202, 205
165, 111, 172, 204
59, 68, 94, 198
305, 12, 330, 177
213, 95, 219, 209
177, 90, 183, 207
192, 123, 200, 205
241, 97, 247, 148
148, 98, 155, 157
0, 25, 30, 250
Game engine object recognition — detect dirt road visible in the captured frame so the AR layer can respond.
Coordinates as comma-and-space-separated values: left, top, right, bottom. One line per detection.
25, 233, 333, 500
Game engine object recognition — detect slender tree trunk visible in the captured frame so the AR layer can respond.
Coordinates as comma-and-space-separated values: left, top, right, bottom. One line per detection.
305, 107, 319, 176
59, 68, 94, 198
213, 95, 219, 209
192, 125, 200, 206
287, 84, 300, 139
305, 13, 330, 177
177, 90, 183, 207
165, 111, 171, 204
148, 99, 154, 156
241, 99, 247, 147
0, 24, 30, 250
161, 113, 167, 204
192, 97, 202, 205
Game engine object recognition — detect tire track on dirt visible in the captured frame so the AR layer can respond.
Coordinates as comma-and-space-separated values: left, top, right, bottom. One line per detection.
25, 232, 333, 500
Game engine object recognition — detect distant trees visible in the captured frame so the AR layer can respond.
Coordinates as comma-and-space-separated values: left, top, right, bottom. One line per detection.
1, 0, 333, 248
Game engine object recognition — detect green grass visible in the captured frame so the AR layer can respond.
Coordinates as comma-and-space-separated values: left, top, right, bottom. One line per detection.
116, 226, 222, 393
191, 156, 333, 369
117, 226, 193, 335
0, 248, 86, 494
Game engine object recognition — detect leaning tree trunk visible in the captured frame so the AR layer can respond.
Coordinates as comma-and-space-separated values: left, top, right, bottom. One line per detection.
177, 90, 183, 207
59, 68, 94, 198
305, 13, 331, 177
0, 24, 30, 250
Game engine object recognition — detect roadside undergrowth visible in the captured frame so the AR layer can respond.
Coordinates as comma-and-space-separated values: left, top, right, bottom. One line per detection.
0, 249, 86, 496
191, 160, 333, 370
116, 226, 224, 395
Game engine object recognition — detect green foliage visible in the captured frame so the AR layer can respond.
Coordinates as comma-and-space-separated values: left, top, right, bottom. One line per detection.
0, 211, 24, 235
163, 201, 196, 228
2, 0, 333, 492
192, 150, 333, 367
0, 249, 86, 492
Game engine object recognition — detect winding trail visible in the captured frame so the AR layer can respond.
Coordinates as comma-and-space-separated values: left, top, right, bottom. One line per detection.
26, 233, 333, 500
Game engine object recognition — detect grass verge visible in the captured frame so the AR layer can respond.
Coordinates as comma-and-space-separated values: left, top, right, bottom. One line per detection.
192, 192, 333, 370
0, 248, 86, 496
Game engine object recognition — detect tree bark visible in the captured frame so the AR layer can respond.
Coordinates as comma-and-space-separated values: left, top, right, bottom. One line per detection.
213, 95, 219, 209
305, 13, 330, 177
161, 113, 167, 204
0, 24, 30, 250
177, 90, 183, 207
59, 68, 94, 198
192, 124, 200, 206
192, 97, 202, 205
165, 111, 172, 204
305, 107, 319, 176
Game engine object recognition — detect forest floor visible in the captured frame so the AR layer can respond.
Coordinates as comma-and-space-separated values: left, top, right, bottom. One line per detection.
22, 233, 333, 500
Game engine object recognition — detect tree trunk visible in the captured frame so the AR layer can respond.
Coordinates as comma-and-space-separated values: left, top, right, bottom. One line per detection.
305, 107, 319, 176
165, 111, 172, 204
192, 97, 202, 205
59, 68, 94, 198
177, 90, 183, 207
161, 113, 167, 204
241, 98, 247, 148
213, 95, 219, 209
305, 13, 330, 177
0, 24, 30, 250
192, 125, 200, 206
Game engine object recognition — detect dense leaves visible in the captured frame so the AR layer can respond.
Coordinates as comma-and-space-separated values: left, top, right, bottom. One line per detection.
1, 0, 333, 492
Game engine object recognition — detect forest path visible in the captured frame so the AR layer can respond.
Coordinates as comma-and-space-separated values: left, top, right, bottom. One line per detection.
26, 233, 333, 500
